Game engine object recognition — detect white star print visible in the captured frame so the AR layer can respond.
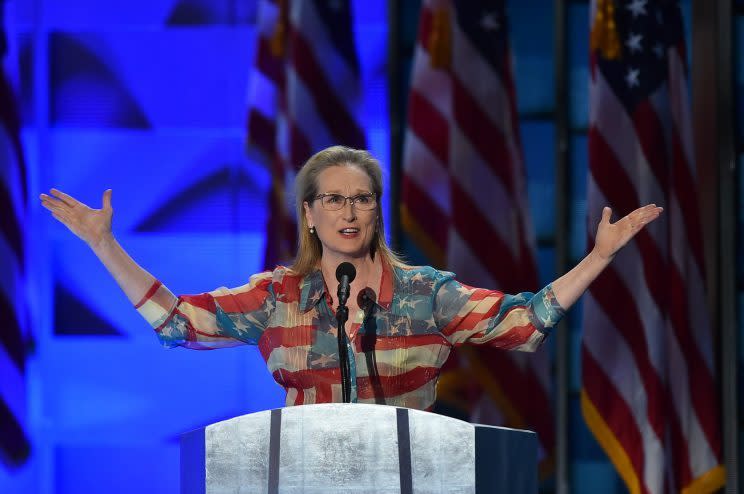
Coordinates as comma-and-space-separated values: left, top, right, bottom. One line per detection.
626, 0, 647, 17
481, 12, 500, 31
625, 67, 640, 88
311, 353, 335, 367
410, 272, 425, 283
398, 298, 421, 311
625, 33, 643, 53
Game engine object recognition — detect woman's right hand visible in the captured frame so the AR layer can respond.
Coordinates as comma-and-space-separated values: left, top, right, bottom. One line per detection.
40, 188, 114, 248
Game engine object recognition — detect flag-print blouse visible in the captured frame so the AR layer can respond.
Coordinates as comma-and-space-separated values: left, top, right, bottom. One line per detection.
134, 263, 564, 411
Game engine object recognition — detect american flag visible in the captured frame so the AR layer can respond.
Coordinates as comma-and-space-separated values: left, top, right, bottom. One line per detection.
0, 0, 31, 467
581, 1, 724, 492
246, 0, 366, 269
401, 0, 554, 471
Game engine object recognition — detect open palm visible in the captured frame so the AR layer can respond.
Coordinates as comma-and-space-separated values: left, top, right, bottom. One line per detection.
593, 204, 663, 261
40, 188, 114, 247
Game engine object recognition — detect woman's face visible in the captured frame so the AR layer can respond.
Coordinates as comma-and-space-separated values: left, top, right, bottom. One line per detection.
304, 164, 378, 261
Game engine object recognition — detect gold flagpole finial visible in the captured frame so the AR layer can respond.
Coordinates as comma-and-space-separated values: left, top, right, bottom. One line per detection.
591, 0, 621, 60
269, 0, 288, 58
428, 7, 452, 69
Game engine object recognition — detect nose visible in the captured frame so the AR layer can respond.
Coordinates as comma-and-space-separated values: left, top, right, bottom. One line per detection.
341, 200, 356, 221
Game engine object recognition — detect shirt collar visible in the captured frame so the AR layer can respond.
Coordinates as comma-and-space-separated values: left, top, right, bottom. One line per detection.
298, 258, 394, 313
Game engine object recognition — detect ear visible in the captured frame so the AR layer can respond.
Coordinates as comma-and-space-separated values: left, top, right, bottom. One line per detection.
303, 201, 313, 228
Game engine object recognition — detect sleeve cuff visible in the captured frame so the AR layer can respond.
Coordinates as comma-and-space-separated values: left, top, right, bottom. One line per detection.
529, 284, 566, 335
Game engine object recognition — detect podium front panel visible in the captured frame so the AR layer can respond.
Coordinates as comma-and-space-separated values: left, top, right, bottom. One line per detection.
182, 403, 537, 493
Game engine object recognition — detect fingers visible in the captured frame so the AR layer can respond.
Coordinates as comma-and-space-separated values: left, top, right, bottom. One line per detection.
624, 204, 663, 231
102, 189, 112, 210
601, 206, 612, 223
49, 188, 80, 208
51, 210, 72, 225
39, 194, 68, 213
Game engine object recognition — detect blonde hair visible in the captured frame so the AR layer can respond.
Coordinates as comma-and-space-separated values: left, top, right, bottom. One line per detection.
290, 145, 407, 275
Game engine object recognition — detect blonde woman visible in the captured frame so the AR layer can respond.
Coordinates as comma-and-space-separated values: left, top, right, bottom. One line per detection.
40, 145, 662, 410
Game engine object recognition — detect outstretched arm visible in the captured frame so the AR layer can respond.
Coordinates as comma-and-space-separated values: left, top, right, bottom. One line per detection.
40, 188, 164, 305
40, 188, 273, 349
551, 204, 663, 310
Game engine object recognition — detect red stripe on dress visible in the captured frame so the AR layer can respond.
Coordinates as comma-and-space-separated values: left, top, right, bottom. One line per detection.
134, 280, 163, 309
440, 296, 503, 337
357, 366, 438, 400
407, 90, 449, 164
272, 367, 340, 391
215, 277, 273, 313
179, 293, 216, 313
258, 325, 316, 360
353, 333, 448, 352
582, 347, 650, 494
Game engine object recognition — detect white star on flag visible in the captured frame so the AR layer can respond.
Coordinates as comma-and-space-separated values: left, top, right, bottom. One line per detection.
481, 12, 500, 31
625, 33, 643, 53
626, 0, 647, 17
625, 67, 640, 88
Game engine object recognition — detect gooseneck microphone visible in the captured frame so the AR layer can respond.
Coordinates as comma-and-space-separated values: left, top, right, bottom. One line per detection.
335, 262, 356, 403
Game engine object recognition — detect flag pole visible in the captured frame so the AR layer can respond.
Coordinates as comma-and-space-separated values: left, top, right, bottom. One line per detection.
553, 1, 570, 493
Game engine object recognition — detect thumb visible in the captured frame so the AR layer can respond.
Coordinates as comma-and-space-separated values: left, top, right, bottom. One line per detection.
601, 206, 612, 224
102, 189, 113, 210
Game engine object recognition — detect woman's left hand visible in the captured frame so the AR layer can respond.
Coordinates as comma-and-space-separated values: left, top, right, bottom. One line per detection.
592, 204, 664, 262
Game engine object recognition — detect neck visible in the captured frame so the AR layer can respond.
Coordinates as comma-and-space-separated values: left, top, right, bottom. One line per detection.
320, 251, 375, 284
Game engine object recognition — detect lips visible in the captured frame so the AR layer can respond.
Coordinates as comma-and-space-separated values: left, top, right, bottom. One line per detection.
339, 228, 360, 237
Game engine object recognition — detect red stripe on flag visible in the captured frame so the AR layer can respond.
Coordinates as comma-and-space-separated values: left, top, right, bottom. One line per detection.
588, 266, 666, 438
667, 267, 721, 455
247, 110, 276, 157
289, 30, 365, 148
407, 90, 449, 164
256, 36, 284, 85
583, 347, 650, 494
401, 175, 449, 248
452, 78, 516, 194
670, 133, 706, 274
631, 100, 671, 195
450, 181, 520, 289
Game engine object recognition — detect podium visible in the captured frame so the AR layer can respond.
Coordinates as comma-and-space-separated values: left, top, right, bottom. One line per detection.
181, 403, 537, 493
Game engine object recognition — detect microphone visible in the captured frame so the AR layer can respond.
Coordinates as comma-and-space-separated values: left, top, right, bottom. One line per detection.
335, 262, 356, 307
334, 262, 356, 403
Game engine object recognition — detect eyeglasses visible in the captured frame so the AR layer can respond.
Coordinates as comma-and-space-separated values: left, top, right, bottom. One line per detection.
313, 193, 377, 211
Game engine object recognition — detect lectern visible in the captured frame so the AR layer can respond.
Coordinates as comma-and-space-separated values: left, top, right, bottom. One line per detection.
181, 403, 537, 493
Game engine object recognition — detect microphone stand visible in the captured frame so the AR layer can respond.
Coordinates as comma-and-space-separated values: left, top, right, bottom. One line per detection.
336, 303, 352, 403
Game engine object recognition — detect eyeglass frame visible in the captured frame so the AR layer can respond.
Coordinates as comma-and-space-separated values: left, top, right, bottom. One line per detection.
311, 192, 378, 211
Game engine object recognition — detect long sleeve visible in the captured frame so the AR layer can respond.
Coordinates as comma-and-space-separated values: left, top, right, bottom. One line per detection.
134, 271, 275, 350
433, 273, 565, 352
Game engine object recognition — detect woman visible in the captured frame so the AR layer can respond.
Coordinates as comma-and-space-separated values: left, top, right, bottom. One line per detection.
40, 145, 662, 411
